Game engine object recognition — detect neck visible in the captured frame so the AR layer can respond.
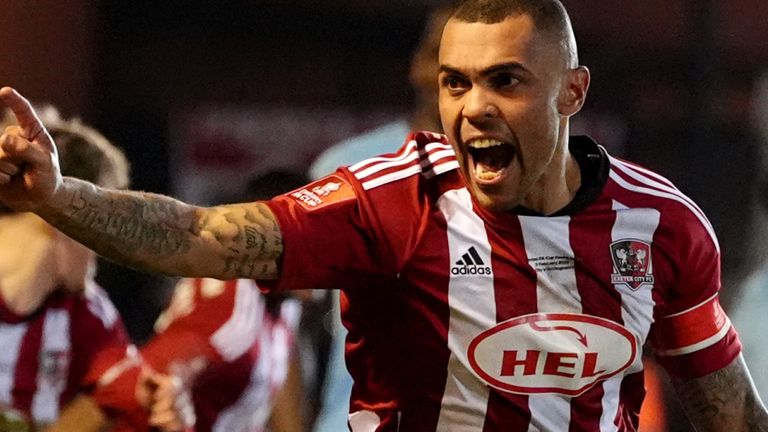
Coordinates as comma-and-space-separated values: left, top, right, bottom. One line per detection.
0, 214, 58, 315
522, 134, 581, 215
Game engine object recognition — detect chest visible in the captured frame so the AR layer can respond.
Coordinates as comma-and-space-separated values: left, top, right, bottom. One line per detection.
408, 192, 662, 314
0, 310, 74, 423
398, 190, 664, 395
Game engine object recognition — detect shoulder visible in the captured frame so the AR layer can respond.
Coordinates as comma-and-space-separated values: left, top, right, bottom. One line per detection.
280, 131, 459, 216
308, 119, 411, 180
604, 155, 719, 253
61, 282, 130, 350
148, 278, 264, 363
81, 281, 121, 329
155, 278, 261, 333
346, 130, 458, 192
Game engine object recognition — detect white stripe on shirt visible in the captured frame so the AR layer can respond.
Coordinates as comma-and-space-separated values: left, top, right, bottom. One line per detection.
435, 188, 495, 431
32, 309, 70, 423
520, 216, 580, 432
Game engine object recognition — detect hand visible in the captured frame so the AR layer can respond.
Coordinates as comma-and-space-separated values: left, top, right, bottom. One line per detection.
0, 87, 62, 212
0, 404, 32, 432
136, 367, 196, 432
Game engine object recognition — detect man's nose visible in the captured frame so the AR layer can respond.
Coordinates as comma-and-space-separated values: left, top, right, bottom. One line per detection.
462, 88, 500, 123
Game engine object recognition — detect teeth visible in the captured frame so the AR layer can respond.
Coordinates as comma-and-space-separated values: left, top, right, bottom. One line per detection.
468, 138, 504, 149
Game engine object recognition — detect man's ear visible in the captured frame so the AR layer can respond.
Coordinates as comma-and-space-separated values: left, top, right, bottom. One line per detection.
558, 66, 590, 117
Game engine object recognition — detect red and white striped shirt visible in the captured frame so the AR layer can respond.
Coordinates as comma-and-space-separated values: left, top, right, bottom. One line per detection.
138, 278, 300, 432
0, 281, 141, 428
262, 132, 741, 432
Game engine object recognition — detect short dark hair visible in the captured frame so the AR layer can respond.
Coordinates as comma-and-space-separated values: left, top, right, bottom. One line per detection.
451, 0, 577, 65
452, 0, 568, 27
2, 105, 130, 189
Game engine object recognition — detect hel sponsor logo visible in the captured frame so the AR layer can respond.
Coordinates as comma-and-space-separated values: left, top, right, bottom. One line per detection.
289, 175, 355, 210
451, 246, 493, 275
468, 313, 637, 396
610, 239, 654, 289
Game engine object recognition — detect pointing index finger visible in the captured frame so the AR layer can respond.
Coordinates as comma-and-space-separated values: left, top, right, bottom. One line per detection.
0, 86, 49, 143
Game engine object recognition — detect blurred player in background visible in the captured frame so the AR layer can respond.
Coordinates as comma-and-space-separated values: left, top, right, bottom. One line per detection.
0, 106, 190, 432
138, 276, 304, 432
133, 170, 311, 432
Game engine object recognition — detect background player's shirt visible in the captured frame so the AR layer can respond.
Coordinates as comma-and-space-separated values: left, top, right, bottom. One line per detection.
140, 278, 300, 432
261, 132, 741, 432
0, 281, 140, 429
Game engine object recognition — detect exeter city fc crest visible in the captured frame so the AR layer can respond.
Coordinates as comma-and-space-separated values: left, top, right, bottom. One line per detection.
610, 239, 654, 290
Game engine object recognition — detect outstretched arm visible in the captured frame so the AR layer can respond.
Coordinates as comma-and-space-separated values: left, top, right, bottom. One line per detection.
0, 87, 283, 279
47, 180, 283, 279
673, 354, 768, 431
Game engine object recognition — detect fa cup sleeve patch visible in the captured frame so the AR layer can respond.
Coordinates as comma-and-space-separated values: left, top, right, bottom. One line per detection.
288, 175, 355, 210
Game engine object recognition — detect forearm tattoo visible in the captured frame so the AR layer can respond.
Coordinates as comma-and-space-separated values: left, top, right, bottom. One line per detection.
47, 178, 283, 279
66, 187, 192, 256
673, 357, 768, 431
199, 202, 283, 279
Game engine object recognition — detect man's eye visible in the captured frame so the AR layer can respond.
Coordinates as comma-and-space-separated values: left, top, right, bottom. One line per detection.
490, 74, 520, 89
442, 76, 467, 90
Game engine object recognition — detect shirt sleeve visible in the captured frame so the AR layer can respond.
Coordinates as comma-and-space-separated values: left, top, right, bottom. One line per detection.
649, 206, 741, 379
260, 131, 453, 293
260, 170, 399, 292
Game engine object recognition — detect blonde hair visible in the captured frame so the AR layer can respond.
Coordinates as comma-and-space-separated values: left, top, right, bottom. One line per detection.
2, 105, 130, 189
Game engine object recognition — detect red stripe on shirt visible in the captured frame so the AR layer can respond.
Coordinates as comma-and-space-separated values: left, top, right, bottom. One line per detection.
13, 314, 45, 415
569, 197, 620, 431
483, 214, 536, 431
392, 210, 453, 431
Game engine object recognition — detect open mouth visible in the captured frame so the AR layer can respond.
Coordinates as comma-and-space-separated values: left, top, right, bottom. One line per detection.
467, 138, 516, 182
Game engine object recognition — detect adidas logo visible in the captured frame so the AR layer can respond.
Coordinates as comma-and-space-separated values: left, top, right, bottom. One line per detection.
451, 246, 493, 275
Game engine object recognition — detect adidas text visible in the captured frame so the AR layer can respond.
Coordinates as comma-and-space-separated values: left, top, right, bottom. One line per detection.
451, 266, 493, 275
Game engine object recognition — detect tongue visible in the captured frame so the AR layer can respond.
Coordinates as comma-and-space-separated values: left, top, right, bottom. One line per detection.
470, 145, 515, 177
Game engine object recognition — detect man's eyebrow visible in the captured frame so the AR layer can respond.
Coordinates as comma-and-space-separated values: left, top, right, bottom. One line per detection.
439, 65, 465, 76
439, 62, 530, 77
480, 62, 530, 77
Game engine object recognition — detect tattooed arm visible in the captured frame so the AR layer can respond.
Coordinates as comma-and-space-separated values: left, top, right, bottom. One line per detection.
0, 88, 284, 279
673, 354, 768, 432
39, 177, 283, 279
